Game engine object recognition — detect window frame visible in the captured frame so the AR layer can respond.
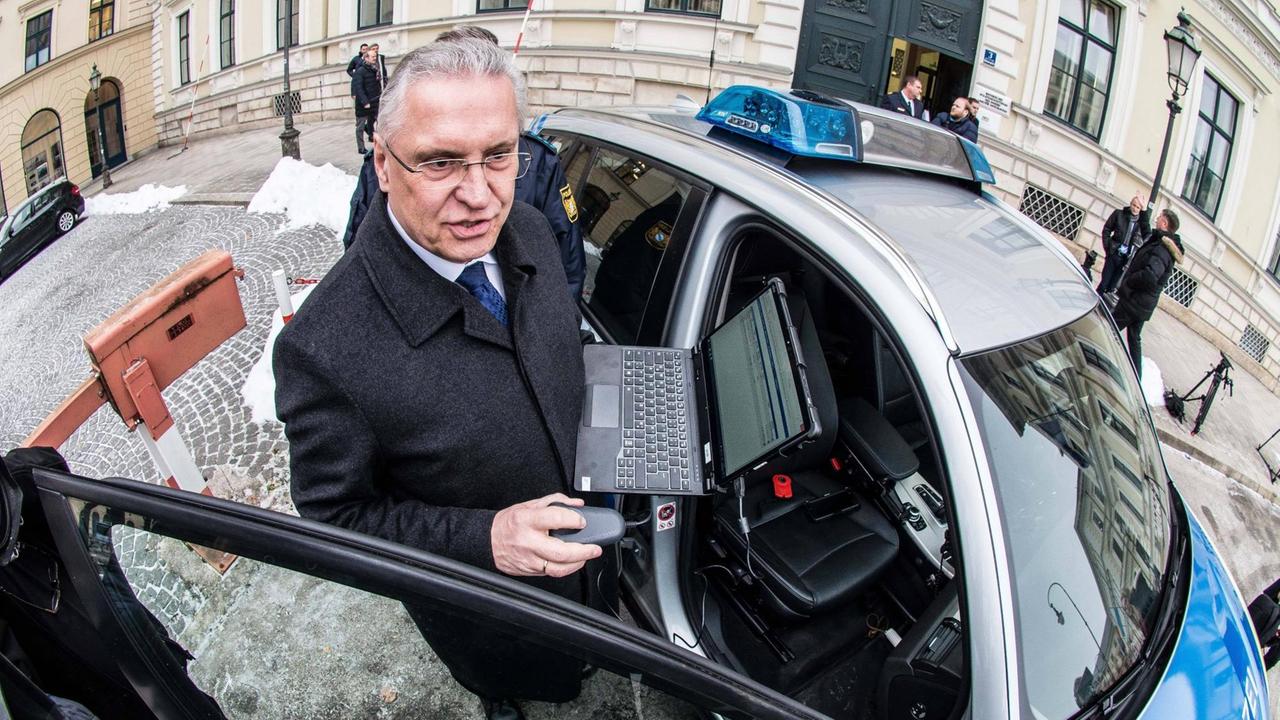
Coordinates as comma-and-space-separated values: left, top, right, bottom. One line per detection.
24, 10, 53, 73
88, 0, 114, 42
1043, 0, 1119, 141
643, 0, 722, 17
357, 0, 392, 28
475, 0, 525, 13
176, 11, 191, 86
276, 0, 300, 50
219, 0, 235, 69
1268, 238, 1280, 285
1181, 72, 1237, 222
31, 466, 820, 720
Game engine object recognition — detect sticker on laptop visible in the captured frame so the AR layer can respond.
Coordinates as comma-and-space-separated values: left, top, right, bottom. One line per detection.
656, 502, 677, 532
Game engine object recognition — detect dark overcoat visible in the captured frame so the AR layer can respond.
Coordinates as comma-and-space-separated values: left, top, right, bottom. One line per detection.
274, 194, 589, 700
879, 91, 924, 119
1101, 206, 1150, 258
1114, 229, 1184, 323
351, 62, 382, 116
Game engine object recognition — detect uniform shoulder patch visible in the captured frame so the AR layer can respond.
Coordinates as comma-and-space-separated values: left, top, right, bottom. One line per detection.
522, 131, 558, 155
645, 220, 673, 250
559, 184, 579, 223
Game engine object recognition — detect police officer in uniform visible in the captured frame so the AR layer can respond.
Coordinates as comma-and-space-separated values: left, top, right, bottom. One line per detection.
340, 29, 586, 300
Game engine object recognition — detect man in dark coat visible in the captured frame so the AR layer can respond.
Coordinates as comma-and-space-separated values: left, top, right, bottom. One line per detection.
342, 26, 585, 299
880, 75, 925, 119
343, 132, 585, 298
931, 96, 978, 142
1097, 195, 1150, 295
275, 39, 600, 720
1111, 208, 1184, 378
1249, 577, 1280, 669
351, 49, 384, 153
345, 43, 369, 77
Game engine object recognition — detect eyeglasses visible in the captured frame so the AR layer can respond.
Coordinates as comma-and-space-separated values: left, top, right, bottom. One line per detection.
383, 140, 532, 190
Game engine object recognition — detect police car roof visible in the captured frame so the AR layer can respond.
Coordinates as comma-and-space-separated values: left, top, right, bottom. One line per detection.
549, 102, 1097, 353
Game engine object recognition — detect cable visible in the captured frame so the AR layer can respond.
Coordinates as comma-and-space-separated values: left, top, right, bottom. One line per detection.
670, 564, 733, 651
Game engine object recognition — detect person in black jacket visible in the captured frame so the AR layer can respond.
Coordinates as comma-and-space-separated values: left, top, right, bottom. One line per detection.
345, 43, 369, 77
1111, 208, 1184, 378
351, 49, 384, 153
931, 96, 978, 142
1249, 577, 1280, 669
880, 75, 925, 119
277, 39, 602, 720
1097, 196, 1150, 295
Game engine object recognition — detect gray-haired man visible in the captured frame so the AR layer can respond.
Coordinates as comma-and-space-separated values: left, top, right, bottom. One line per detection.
275, 38, 600, 720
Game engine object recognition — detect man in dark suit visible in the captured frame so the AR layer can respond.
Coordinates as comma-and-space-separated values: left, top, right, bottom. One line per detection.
1097, 195, 1150, 295
880, 74, 925, 119
275, 38, 600, 720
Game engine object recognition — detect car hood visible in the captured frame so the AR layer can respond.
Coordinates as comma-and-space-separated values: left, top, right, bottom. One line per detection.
1139, 506, 1268, 719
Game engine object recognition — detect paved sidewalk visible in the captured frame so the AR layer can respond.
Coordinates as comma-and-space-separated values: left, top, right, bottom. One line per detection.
86, 120, 366, 204
1143, 306, 1280, 502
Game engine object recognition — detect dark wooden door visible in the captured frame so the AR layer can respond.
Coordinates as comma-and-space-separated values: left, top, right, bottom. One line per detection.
794, 0, 984, 106
793, 0, 893, 105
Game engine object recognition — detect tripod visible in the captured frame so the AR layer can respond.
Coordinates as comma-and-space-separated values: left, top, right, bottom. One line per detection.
1164, 352, 1233, 435
1258, 427, 1280, 484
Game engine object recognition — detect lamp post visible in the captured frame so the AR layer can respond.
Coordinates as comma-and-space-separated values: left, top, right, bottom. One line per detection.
1147, 10, 1202, 213
279, 0, 301, 159
88, 64, 112, 189
1048, 581, 1101, 653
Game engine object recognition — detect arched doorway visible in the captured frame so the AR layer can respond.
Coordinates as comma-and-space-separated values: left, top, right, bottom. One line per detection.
20, 109, 65, 197
84, 77, 127, 178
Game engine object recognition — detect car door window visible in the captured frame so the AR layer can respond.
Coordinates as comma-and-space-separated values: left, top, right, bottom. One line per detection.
577, 147, 691, 345
31, 470, 817, 720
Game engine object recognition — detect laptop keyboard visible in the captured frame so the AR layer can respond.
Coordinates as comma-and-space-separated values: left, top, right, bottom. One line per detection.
618, 349, 692, 491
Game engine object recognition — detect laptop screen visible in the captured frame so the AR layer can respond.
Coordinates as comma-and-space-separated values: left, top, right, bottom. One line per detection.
707, 285, 806, 478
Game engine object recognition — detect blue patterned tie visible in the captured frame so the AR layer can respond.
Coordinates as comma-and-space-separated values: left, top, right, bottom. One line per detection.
456, 262, 508, 327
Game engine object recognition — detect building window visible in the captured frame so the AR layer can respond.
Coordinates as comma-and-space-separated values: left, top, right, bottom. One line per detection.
177, 11, 191, 85
1182, 73, 1237, 221
1269, 230, 1280, 284
20, 109, 65, 196
1044, 0, 1117, 139
24, 11, 53, 72
358, 0, 391, 27
219, 0, 235, 68
644, 0, 720, 15
476, 0, 522, 10
276, 0, 299, 50
88, 0, 114, 42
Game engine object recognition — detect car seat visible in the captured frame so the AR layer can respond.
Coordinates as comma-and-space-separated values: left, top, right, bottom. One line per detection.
712, 289, 900, 620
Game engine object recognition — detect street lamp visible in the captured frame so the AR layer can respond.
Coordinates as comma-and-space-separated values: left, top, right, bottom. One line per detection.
279, 0, 301, 159
88, 64, 112, 189
1048, 581, 1102, 653
1147, 10, 1202, 212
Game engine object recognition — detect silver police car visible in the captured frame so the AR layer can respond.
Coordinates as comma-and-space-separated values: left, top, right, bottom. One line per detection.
538, 86, 1267, 720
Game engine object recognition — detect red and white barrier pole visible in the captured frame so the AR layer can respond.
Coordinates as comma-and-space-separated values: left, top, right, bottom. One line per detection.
273, 269, 295, 323
513, 0, 535, 55
121, 358, 209, 494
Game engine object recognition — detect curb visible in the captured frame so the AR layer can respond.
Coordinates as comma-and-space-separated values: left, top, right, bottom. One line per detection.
174, 193, 253, 207
1157, 425, 1278, 503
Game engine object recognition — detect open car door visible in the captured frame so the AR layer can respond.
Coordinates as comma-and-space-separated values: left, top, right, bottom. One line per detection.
22, 464, 825, 719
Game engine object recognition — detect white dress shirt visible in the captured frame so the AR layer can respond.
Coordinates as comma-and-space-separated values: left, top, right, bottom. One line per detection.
387, 205, 506, 300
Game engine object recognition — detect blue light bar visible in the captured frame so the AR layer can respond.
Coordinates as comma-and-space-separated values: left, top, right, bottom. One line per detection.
958, 136, 996, 184
696, 86, 862, 162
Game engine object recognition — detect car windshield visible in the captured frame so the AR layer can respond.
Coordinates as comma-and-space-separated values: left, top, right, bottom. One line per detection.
957, 308, 1172, 718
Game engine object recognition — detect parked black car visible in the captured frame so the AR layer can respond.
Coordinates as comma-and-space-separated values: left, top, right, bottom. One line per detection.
0, 179, 85, 281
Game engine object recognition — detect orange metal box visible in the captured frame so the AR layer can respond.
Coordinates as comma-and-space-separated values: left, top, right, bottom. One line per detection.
83, 250, 246, 426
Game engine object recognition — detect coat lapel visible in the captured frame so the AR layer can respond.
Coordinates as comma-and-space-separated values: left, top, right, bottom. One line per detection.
357, 195, 513, 350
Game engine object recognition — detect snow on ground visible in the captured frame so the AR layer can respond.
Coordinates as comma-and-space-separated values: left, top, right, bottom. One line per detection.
1141, 355, 1165, 407
85, 184, 187, 214
248, 157, 357, 234
242, 284, 316, 424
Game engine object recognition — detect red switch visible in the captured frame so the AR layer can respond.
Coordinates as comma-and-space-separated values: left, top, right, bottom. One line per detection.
830, 457, 844, 472
772, 474, 793, 499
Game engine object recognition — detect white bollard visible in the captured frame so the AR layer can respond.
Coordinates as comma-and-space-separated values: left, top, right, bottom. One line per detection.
273, 269, 295, 323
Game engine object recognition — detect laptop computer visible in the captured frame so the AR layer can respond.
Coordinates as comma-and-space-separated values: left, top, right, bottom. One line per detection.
574, 278, 821, 495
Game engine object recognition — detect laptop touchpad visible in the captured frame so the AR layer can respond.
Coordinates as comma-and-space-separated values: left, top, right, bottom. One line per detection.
585, 384, 620, 428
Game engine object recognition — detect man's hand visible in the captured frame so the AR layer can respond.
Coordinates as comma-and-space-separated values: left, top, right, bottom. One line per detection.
491, 493, 602, 578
